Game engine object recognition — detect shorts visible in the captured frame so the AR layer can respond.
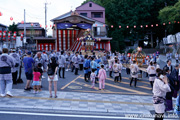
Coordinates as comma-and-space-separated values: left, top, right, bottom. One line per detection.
32, 81, 40, 86
25, 72, 33, 80
48, 75, 58, 81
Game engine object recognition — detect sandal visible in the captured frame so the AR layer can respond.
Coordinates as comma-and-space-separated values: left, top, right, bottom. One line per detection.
54, 95, 57, 98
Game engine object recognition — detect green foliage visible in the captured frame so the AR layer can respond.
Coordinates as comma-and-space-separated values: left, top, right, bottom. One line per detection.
8, 22, 18, 35
82, 0, 178, 51
127, 49, 134, 53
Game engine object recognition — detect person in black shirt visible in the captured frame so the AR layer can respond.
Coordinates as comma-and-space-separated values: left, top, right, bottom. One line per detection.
47, 57, 58, 98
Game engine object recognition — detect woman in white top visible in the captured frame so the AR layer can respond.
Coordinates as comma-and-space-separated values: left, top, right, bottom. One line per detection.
130, 60, 139, 87
153, 68, 171, 120
147, 62, 156, 88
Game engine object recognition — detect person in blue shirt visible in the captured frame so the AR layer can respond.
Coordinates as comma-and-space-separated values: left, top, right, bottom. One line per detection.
95, 55, 101, 64
23, 51, 34, 91
83, 55, 89, 82
88, 56, 92, 80
174, 94, 180, 117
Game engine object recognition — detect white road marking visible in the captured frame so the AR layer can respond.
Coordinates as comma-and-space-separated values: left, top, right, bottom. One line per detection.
0, 111, 153, 120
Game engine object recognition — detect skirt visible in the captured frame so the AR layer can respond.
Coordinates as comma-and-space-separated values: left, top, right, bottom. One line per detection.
48, 75, 58, 81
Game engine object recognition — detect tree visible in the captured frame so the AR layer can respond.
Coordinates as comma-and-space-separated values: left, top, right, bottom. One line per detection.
159, 0, 180, 34
8, 22, 18, 35
82, 0, 178, 51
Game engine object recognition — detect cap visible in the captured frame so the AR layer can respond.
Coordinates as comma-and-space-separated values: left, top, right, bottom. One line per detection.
27, 51, 31, 55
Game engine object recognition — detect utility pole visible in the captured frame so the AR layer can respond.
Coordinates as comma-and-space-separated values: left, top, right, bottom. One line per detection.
24, 9, 26, 49
45, 3, 47, 37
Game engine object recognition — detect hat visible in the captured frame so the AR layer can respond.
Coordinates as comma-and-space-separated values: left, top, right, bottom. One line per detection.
27, 51, 31, 55
175, 64, 179, 67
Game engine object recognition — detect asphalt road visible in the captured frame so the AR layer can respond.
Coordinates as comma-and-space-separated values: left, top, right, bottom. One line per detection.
12, 60, 167, 95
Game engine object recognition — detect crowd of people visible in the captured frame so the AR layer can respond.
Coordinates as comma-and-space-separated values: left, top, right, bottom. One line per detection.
1, 47, 180, 119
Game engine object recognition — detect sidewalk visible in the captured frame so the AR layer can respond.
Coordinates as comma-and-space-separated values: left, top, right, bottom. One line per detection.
0, 89, 177, 115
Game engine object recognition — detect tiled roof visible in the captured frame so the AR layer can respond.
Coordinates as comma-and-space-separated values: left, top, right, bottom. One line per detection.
17, 22, 44, 30
0, 23, 8, 28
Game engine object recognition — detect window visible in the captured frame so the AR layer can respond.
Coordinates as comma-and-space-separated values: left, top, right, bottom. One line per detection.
92, 12, 103, 18
89, 3, 92, 7
80, 13, 87, 17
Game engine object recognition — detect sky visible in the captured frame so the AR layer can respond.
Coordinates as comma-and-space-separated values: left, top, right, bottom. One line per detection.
0, 0, 85, 35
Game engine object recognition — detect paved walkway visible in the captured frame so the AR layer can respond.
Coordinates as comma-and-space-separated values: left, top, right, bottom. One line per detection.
0, 89, 177, 115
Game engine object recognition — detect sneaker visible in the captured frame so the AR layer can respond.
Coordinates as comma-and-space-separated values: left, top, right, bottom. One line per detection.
28, 87, 33, 90
1, 94, 6, 97
24, 88, 31, 91
6, 91, 13, 97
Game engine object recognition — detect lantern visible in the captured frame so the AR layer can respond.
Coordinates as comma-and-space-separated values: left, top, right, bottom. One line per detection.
21, 21, 24, 24
156, 24, 158, 27
13, 32, 16, 40
20, 33, 24, 41
103, 24, 105, 27
95, 24, 97, 27
169, 22, 171, 24
146, 25, 148, 27
50, 25, 52, 27
31, 23, 33, 26
134, 25, 136, 28
40, 24, 42, 27
0, 12, 2, 16
119, 25, 121, 28
53, 24, 55, 27
127, 26, 129, 28
3, 31, 6, 41
46, 25, 48, 28
174, 21, 176, 23
111, 25, 113, 28
151, 25, 153, 27
98, 38, 101, 41
178, 21, 180, 24
8, 31, 11, 41
163, 23, 166, 25
77, 38, 79, 41
140, 25, 143, 28
10, 17, 13, 21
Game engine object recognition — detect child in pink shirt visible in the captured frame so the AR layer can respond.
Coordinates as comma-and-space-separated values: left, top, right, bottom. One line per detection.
98, 64, 107, 90
32, 68, 41, 93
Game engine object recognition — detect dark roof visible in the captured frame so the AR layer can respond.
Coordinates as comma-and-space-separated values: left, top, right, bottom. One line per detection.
17, 22, 44, 30
0, 23, 8, 28
76, 1, 105, 10
51, 11, 95, 23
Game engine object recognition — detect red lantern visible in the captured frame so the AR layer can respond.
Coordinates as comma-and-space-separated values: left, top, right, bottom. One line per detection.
146, 25, 148, 27
50, 25, 52, 27
174, 21, 176, 23
163, 23, 166, 25
0, 30, 2, 38
151, 25, 153, 27
95, 24, 97, 27
8, 31, 11, 41
3, 31, 6, 41
10, 17, 13, 21
13, 32, 16, 40
127, 26, 129, 28
103, 24, 105, 27
40, 24, 42, 27
119, 25, 121, 28
21, 21, 24, 24
140, 25, 143, 28
20, 33, 24, 41
53, 24, 55, 27
111, 25, 113, 28
46, 25, 48, 28
0, 12, 2, 16
77, 38, 79, 41
156, 24, 158, 27
98, 38, 101, 41
178, 21, 180, 24
169, 22, 171, 24
31, 23, 33, 26
134, 25, 136, 28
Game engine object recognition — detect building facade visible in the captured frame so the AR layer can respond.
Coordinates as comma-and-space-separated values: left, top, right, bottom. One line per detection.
51, 1, 111, 52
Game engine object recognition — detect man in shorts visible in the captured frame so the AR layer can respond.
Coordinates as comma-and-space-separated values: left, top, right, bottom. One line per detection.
23, 51, 34, 91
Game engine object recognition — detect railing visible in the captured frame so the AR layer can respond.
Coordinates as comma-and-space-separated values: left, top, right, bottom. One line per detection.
93, 32, 107, 37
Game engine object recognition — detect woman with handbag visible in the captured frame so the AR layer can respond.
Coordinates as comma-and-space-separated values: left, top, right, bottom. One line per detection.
130, 60, 139, 87
153, 68, 171, 120
47, 57, 58, 98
